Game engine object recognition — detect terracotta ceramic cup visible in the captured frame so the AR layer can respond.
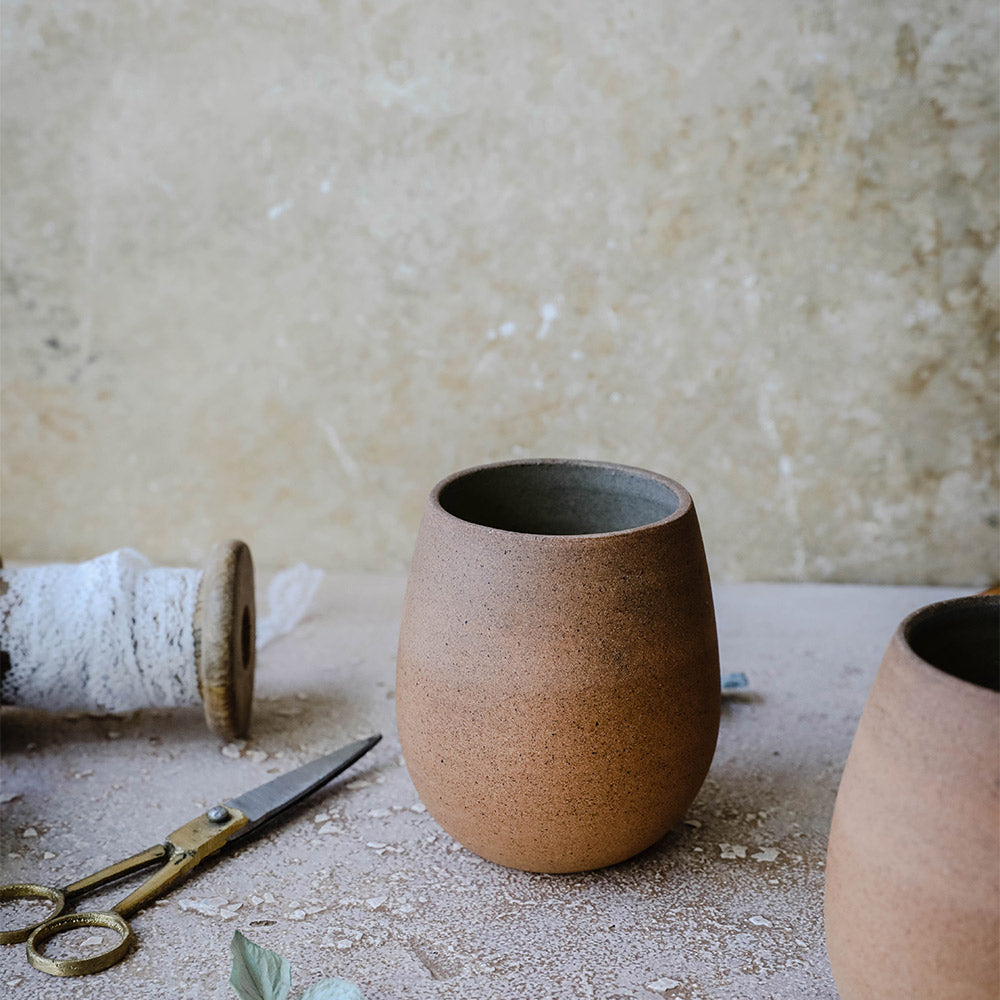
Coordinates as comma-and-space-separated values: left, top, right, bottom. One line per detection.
825, 593, 1000, 1000
396, 458, 720, 873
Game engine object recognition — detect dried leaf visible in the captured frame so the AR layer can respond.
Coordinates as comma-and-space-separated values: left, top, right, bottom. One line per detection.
230, 930, 292, 1000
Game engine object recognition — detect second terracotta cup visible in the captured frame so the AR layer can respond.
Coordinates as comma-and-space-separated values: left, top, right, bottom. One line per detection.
396, 459, 720, 873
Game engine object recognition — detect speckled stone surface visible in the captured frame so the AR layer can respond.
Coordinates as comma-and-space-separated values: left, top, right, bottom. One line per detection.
0, 573, 967, 998
2, 1, 997, 586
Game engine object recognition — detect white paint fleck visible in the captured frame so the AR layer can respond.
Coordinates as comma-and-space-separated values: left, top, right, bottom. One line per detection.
22, 828, 38, 838
318, 420, 362, 484
178, 896, 229, 916
752, 847, 780, 862
365, 895, 388, 910
536, 302, 558, 340
268, 200, 294, 220
749, 915, 773, 927
646, 977, 681, 993
409, 802, 427, 813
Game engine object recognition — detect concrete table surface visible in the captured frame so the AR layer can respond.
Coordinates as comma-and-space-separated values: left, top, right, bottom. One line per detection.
0, 576, 968, 999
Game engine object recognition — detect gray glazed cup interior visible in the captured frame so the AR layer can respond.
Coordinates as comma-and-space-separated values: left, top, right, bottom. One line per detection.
903, 596, 1000, 692
436, 461, 683, 536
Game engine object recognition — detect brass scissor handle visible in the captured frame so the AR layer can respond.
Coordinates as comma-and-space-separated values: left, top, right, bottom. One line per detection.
0, 883, 66, 944
0, 810, 247, 976
26, 910, 133, 977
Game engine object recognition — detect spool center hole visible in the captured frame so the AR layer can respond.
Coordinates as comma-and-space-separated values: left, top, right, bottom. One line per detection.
240, 607, 252, 669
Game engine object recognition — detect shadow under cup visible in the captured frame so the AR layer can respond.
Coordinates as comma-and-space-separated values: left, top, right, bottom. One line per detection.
395, 459, 720, 873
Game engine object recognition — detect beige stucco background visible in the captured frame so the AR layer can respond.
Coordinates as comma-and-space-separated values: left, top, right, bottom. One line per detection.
2, 1, 997, 584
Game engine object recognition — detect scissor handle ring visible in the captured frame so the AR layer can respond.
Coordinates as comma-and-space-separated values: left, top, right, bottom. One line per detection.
0, 883, 66, 944
26, 910, 134, 977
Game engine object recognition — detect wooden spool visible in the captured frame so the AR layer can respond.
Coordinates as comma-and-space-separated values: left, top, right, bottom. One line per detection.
194, 539, 256, 740
0, 541, 256, 740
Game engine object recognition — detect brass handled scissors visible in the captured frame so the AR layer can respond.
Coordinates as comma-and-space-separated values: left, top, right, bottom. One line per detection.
0, 734, 381, 977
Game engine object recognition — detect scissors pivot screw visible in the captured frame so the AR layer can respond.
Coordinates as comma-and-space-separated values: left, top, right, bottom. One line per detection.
207, 806, 232, 824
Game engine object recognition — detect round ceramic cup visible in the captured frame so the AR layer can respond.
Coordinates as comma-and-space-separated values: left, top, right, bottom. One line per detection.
396, 458, 720, 873
825, 593, 1000, 1000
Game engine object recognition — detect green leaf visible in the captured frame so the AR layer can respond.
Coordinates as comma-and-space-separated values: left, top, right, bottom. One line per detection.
229, 930, 292, 1000
298, 978, 366, 1000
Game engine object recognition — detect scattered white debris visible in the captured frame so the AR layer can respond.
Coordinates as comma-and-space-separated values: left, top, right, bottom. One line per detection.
365, 895, 388, 910
288, 909, 307, 921
646, 977, 681, 993
749, 915, 773, 927
80, 936, 105, 949
366, 842, 388, 851
178, 896, 230, 917
683, 818, 702, 828
246, 750, 269, 764
314, 812, 330, 823
410, 802, 427, 813
74, 770, 94, 779
43, 852, 56, 860
250, 895, 264, 906
317, 822, 339, 836
368, 808, 391, 819
752, 847, 780, 862
221, 742, 246, 759
719, 843, 747, 859
346, 779, 371, 790
335, 938, 353, 950
22, 828, 38, 838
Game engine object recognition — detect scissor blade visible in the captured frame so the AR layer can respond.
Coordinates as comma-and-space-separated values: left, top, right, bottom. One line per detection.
224, 735, 381, 836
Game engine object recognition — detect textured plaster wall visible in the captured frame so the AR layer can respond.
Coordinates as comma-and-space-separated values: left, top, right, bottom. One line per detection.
2, 1, 997, 584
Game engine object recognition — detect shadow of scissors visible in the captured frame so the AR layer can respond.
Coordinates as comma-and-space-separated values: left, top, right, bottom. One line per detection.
0, 734, 381, 977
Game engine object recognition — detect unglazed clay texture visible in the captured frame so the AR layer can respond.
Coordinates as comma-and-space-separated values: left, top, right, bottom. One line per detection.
396, 460, 720, 872
1, 1, 997, 585
825, 595, 1000, 1000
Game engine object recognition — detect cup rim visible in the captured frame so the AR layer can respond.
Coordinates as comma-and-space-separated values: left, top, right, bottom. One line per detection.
428, 458, 693, 540
896, 593, 999, 697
